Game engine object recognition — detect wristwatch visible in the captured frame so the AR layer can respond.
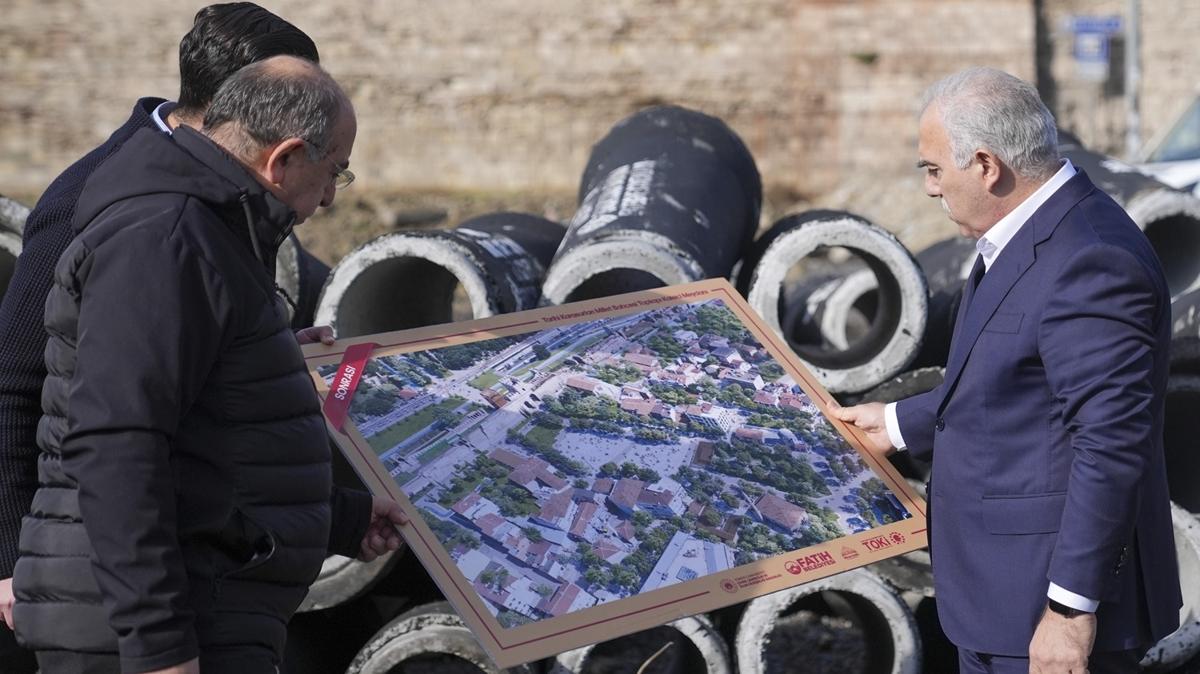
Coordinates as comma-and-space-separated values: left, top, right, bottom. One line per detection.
1047, 598, 1090, 618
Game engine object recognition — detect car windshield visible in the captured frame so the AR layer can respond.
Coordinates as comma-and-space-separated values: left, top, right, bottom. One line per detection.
1147, 96, 1200, 163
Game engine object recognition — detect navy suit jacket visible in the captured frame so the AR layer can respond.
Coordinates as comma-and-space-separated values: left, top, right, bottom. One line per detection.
896, 171, 1182, 655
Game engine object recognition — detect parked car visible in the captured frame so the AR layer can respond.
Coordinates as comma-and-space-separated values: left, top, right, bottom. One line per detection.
1137, 94, 1200, 195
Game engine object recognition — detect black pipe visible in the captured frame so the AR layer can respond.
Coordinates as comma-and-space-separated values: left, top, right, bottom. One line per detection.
542, 106, 761, 305
1059, 130, 1200, 298
1164, 374, 1200, 514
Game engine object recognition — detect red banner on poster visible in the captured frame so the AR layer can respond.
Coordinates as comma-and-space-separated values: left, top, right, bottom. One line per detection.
322, 341, 378, 433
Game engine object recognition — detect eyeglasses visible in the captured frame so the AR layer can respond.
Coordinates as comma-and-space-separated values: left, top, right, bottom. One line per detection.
332, 166, 355, 190
304, 141, 355, 190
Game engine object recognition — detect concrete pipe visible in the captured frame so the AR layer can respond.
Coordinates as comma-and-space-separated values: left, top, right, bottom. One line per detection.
1164, 374, 1200, 514
734, 567, 921, 674
1171, 336, 1200, 376
542, 105, 761, 305
316, 212, 566, 338
781, 267, 880, 354
297, 552, 399, 613
275, 234, 331, 330
346, 601, 536, 674
1140, 504, 1200, 670
0, 229, 22, 301
738, 210, 929, 394
550, 614, 731, 674
0, 195, 29, 235
578, 106, 761, 239
910, 236, 977, 369
816, 268, 880, 350
854, 367, 945, 407
1172, 288, 1200, 340
1058, 132, 1200, 299
780, 274, 838, 349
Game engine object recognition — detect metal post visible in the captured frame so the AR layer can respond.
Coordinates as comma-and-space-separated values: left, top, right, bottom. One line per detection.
1125, 0, 1142, 159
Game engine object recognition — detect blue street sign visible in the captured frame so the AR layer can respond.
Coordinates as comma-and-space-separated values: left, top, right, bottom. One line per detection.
1074, 30, 1109, 64
1069, 15, 1123, 34
1069, 15, 1122, 81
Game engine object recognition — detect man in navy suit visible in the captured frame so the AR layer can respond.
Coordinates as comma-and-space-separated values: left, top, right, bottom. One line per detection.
833, 67, 1182, 673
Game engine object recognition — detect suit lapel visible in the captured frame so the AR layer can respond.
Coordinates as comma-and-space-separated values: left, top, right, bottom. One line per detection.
937, 170, 1098, 413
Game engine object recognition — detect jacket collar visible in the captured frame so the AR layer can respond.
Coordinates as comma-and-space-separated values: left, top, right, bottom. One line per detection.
171, 126, 297, 261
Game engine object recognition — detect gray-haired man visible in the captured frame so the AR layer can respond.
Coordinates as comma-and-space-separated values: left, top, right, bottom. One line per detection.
14, 56, 404, 674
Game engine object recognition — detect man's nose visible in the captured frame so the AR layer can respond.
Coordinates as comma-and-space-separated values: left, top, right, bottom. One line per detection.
924, 176, 940, 198
320, 183, 336, 208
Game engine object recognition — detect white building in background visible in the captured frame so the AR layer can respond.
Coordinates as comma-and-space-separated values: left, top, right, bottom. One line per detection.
502, 576, 545, 617
456, 549, 492, 582
681, 403, 740, 434
639, 531, 736, 593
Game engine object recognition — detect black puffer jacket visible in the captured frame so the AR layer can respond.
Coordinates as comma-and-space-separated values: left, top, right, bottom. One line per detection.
13, 127, 370, 673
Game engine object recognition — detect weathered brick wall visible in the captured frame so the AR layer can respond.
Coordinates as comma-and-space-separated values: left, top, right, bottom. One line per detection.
1, 0, 1034, 252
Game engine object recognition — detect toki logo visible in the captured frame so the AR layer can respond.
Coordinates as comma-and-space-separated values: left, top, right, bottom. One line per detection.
862, 531, 906, 551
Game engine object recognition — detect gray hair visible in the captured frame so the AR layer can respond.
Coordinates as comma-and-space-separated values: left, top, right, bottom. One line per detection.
921, 67, 1059, 180
201, 55, 347, 162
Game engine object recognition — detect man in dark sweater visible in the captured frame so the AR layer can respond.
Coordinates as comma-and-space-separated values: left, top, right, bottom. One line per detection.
0, 4, 323, 671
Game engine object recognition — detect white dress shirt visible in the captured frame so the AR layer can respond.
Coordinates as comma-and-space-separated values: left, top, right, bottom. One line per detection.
882, 159, 1098, 612
152, 101, 174, 135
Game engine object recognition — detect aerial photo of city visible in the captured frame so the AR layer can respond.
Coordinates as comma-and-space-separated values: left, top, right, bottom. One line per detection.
325, 298, 910, 628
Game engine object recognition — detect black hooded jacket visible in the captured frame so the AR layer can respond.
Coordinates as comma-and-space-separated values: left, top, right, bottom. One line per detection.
12, 126, 370, 672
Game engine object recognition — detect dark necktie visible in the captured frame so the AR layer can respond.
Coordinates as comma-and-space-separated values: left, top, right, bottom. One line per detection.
950, 254, 986, 345
962, 255, 986, 309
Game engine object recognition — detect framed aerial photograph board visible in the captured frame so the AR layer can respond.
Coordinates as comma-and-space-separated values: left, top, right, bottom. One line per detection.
304, 278, 927, 668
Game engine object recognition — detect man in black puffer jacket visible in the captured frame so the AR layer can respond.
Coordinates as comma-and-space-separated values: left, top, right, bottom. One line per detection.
13, 56, 403, 674
0, 5, 326, 671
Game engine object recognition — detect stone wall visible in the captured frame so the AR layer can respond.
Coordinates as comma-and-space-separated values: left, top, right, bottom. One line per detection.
1, 0, 1035, 252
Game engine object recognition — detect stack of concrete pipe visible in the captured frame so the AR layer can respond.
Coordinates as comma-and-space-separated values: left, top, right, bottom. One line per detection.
11, 106, 1200, 671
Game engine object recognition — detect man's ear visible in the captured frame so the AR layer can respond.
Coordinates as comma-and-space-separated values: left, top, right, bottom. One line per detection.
975, 149, 1002, 190
263, 138, 308, 187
